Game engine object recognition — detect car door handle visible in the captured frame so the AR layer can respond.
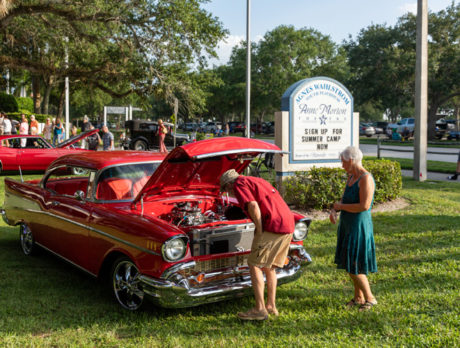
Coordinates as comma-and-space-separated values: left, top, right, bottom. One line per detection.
51, 201, 60, 206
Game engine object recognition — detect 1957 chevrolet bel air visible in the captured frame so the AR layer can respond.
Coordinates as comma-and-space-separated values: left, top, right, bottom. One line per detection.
2, 137, 312, 310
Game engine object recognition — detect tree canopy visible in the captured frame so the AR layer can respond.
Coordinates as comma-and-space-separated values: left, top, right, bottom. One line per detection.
1, 0, 227, 114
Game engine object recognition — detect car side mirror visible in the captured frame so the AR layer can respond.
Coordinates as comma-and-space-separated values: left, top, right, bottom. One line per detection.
74, 190, 86, 201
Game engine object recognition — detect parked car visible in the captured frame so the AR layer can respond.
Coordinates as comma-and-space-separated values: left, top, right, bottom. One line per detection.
447, 130, 460, 140
370, 121, 388, 135
0, 129, 99, 173
264, 121, 275, 134
1, 138, 312, 310
203, 122, 222, 133
227, 121, 240, 133
233, 122, 246, 134
435, 119, 456, 139
359, 123, 376, 137
183, 122, 198, 132
122, 119, 189, 151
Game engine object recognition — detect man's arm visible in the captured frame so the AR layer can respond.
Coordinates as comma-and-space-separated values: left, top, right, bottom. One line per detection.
247, 201, 263, 235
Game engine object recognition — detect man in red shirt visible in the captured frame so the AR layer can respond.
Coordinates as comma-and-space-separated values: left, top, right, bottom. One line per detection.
220, 169, 294, 321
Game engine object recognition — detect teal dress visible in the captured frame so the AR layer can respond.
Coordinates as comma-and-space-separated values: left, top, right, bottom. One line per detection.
335, 173, 377, 275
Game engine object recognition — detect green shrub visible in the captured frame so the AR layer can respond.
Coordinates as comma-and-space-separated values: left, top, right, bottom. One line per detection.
283, 159, 402, 210
0, 93, 18, 112
16, 97, 34, 113
6, 112, 50, 123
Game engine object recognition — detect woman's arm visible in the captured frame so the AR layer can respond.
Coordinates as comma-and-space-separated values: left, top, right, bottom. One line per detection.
333, 174, 374, 213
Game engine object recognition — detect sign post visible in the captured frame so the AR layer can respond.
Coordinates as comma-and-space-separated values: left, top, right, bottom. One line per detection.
276, 76, 357, 185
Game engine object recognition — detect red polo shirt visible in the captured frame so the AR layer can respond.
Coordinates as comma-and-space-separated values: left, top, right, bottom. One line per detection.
233, 176, 294, 234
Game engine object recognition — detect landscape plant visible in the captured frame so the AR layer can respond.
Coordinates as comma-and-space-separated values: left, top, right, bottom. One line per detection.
283, 159, 402, 210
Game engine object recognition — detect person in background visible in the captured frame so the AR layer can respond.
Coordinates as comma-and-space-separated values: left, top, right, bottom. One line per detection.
158, 119, 168, 153
225, 122, 230, 136
3, 114, 12, 147
81, 115, 92, 149
447, 151, 460, 180
53, 117, 63, 145
330, 146, 378, 311
19, 114, 29, 147
220, 169, 295, 321
30, 115, 39, 135
0, 112, 4, 136
101, 125, 114, 151
43, 118, 53, 142
87, 125, 101, 150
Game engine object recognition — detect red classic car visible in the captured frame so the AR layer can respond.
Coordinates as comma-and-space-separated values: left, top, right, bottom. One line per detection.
0, 129, 99, 173
1, 137, 312, 310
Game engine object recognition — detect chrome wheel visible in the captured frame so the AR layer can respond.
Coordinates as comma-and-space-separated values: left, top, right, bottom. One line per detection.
134, 140, 148, 151
19, 223, 35, 256
112, 257, 144, 310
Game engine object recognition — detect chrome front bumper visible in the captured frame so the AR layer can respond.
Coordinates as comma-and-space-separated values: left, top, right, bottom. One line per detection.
0, 209, 11, 225
139, 245, 312, 308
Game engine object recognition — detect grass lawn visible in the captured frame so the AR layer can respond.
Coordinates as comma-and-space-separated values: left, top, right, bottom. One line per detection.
365, 156, 457, 174
360, 137, 460, 148
0, 174, 459, 347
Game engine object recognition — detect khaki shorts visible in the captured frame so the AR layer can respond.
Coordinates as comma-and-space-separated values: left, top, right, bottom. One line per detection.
248, 231, 292, 269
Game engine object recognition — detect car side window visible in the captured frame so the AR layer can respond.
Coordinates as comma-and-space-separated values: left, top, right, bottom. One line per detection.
44, 166, 92, 198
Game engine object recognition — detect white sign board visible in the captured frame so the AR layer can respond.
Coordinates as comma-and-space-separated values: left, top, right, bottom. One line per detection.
281, 76, 354, 164
106, 106, 127, 114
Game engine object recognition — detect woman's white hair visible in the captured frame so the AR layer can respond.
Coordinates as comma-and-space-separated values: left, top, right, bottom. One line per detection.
340, 146, 363, 163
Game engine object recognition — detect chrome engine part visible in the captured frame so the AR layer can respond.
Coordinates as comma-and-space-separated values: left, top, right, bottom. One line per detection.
171, 201, 224, 227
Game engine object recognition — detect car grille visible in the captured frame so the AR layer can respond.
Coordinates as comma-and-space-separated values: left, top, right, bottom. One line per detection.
189, 223, 255, 256
191, 253, 249, 273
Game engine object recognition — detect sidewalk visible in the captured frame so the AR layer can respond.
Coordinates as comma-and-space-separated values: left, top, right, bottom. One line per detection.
401, 169, 457, 182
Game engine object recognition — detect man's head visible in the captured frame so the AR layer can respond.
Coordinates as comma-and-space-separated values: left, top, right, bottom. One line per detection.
83, 115, 88, 122
102, 125, 108, 133
220, 169, 240, 192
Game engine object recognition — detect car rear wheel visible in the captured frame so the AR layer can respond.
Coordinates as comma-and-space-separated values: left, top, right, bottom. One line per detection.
19, 223, 36, 256
133, 140, 148, 151
111, 257, 144, 310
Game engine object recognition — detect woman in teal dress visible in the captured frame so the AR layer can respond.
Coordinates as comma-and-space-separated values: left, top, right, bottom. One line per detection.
330, 146, 378, 311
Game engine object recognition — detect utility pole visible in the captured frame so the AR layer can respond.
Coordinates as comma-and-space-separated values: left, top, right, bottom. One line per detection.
414, 0, 428, 181
245, 0, 251, 138
65, 37, 70, 140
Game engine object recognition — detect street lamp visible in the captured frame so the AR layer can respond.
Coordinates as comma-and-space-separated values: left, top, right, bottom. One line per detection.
245, 0, 251, 138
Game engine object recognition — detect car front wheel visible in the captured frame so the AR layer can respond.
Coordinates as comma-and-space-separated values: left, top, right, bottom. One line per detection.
111, 257, 144, 310
19, 223, 36, 256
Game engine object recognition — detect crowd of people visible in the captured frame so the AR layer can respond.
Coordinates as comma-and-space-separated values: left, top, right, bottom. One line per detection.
0, 113, 119, 151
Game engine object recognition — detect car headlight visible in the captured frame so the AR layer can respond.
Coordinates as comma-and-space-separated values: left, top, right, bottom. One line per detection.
293, 221, 308, 241
162, 236, 187, 262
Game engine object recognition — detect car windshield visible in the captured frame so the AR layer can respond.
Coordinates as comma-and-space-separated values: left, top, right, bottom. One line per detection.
95, 162, 160, 201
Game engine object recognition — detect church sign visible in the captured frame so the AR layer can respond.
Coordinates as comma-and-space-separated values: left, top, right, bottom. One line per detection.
280, 76, 354, 164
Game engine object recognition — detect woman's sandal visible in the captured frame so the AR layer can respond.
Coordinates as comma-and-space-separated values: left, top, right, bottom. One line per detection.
359, 300, 377, 312
346, 299, 361, 308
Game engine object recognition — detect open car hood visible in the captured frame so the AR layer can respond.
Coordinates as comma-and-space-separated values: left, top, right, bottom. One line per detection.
56, 128, 99, 148
133, 137, 284, 203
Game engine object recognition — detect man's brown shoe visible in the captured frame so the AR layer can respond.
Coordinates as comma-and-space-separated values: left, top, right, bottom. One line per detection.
237, 308, 268, 321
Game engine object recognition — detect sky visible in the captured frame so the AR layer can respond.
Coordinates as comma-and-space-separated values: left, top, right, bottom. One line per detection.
202, 0, 457, 65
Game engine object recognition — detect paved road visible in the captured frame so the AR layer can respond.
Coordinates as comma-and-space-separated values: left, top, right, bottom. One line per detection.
360, 144, 459, 163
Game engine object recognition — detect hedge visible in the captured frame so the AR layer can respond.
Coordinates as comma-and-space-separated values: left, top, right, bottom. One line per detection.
6, 112, 50, 123
0, 93, 18, 112
16, 97, 34, 113
283, 159, 402, 210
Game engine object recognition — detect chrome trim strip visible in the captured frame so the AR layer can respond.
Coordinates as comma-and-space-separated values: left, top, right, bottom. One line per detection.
23, 208, 161, 257
36, 242, 98, 278
193, 149, 288, 160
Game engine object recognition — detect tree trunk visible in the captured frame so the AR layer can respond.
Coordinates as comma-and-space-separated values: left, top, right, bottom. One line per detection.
42, 75, 55, 115
32, 75, 41, 114
57, 84, 65, 118
427, 104, 440, 140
